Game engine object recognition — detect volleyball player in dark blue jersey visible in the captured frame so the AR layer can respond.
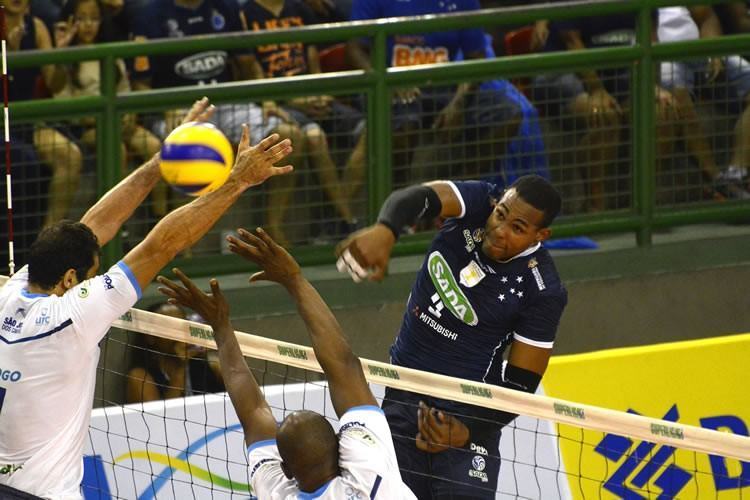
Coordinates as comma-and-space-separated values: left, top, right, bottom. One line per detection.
336, 175, 567, 498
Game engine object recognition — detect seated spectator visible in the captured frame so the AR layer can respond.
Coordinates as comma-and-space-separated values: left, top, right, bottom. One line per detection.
532, 13, 679, 211
345, 0, 529, 187
3, 0, 83, 229
130, 0, 305, 246
240, 0, 366, 240
53, 0, 165, 207
126, 302, 224, 403
713, 1, 750, 36
659, 5, 750, 199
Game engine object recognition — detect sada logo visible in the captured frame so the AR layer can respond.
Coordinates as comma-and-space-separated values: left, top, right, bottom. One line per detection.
427, 251, 478, 326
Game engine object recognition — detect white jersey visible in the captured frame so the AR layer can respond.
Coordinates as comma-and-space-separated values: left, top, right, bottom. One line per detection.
658, 7, 699, 42
0, 262, 141, 499
248, 406, 417, 500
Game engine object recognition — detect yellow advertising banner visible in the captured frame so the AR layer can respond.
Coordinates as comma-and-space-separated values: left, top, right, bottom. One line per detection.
543, 333, 750, 499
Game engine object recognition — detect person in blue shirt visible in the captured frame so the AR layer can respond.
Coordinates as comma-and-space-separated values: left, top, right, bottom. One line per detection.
336, 175, 567, 498
346, 0, 539, 186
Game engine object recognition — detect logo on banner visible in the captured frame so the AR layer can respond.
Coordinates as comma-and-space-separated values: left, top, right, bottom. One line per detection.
596, 404, 750, 498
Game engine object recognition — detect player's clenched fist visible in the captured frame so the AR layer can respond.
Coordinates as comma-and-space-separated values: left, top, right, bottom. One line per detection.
335, 223, 396, 283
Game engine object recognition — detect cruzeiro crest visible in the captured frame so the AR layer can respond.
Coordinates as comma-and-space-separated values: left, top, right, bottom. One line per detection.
427, 251, 478, 326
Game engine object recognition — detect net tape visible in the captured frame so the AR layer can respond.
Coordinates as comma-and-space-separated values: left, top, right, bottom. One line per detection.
1, 274, 748, 462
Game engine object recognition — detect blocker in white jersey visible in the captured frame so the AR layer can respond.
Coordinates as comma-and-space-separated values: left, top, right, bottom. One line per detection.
0, 262, 140, 499
248, 406, 417, 499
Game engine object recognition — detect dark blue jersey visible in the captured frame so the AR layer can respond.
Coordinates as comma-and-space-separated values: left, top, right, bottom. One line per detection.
350, 0, 485, 67
131, 0, 244, 88
391, 181, 567, 383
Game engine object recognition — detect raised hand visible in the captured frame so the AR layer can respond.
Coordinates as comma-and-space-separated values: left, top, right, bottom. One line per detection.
53, 16, 79, 49
227, 227, 302, 287
335, 223, 396, 282
180, 96, 217, 126
156, 269, 230, 334
229, 126, 294, 188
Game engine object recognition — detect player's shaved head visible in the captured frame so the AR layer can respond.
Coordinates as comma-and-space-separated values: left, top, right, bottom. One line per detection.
277, 410, 339, 491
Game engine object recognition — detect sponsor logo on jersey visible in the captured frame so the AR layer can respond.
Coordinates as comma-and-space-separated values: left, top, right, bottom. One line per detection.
14, 308, 25, 318
78, 286, 89, 298
427, 251, 478, 326
531, 267, 545, 291
391, 44, 449, 67
0, 369, 22, 382
459, 260, 486, 288
468, 454, 489, 482
174, 51, 228, 80
463, 229, 475, 252
341, 426, 377, 446
166, 19, 183, 38
418, 310, 458, 341
2, 317, 23, 334
470, 443, 488, 456
103, 274, 115, 291
210, 9, 225, 31
0, 464, 22, 476
472, 228, 484, 243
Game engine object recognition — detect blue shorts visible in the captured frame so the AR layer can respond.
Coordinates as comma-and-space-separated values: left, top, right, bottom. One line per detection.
383, 387, 502, 499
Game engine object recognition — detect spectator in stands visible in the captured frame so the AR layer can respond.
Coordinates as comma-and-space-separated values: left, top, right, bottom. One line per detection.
130, 0, 305, 246
533, 13, 680, 211
240, 0, 366, 239
659, 5, 750, 199
126, 302, 224, 403
345, 0, 528, 187
713, 1, 750, 36
53, 0, 166, 210
4, 0, 84, 232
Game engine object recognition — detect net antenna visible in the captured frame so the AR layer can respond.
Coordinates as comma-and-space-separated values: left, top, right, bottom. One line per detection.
0, 6, 13, 276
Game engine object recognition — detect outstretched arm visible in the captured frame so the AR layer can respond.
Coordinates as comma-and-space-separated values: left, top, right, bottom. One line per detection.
334, 180, 462, 282
81, 98, 216, 245
229, 228, 377, 417
123, 126, 293, 292
157, 270, 277, 446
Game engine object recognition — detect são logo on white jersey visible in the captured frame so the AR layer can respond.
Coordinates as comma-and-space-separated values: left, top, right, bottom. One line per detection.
427, 251, 478, 326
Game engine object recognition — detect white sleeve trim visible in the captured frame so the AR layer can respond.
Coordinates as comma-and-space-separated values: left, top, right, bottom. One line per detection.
513, 332, 554, 349
446, 181, 466, 219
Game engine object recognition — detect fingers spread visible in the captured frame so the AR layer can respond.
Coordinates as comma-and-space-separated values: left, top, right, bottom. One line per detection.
257, 133, 281, 151
254, 227, 277, 250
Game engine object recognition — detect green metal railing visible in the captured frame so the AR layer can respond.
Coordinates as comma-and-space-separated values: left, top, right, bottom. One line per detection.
8, 0, 750, 275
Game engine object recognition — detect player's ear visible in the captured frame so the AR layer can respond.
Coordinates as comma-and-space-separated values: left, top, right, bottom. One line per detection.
61, 268, 79, 290
536, 227, 551, 243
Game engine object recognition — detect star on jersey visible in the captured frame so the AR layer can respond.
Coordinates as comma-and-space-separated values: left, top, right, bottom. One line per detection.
501, 276, 508, 283
516, 276, 523, 283
498, 294, 505, 301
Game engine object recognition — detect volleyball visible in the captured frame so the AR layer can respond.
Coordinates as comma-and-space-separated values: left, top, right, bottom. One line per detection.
160, 121, 234, 196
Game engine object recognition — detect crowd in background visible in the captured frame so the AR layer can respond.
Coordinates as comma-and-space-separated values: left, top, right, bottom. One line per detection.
2, 0, 750, 317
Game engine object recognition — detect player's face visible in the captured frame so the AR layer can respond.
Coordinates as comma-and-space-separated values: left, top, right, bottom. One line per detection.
75, 1, 102, 45
482, 188, 550, 262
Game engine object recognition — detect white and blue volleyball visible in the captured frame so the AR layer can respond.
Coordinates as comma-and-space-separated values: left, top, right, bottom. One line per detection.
160, 121, 234, 196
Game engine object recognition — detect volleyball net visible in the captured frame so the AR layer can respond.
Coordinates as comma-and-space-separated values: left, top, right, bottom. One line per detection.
48, 301, 745, 500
